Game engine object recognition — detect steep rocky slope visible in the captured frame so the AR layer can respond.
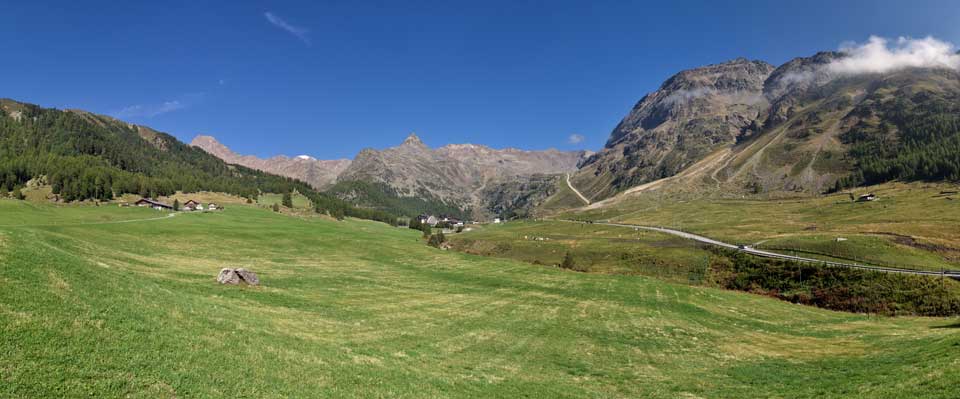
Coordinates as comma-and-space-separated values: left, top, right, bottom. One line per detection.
194, 133, 588, 218
336, 133, 588, 216
566, 52, 960, 204
572, 58, 775, 200
191, 135, 351, 189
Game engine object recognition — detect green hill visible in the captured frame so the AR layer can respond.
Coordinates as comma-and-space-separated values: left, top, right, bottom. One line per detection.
1, 200, 958, 397
569, 57, 960, 202
0, 98, 395, 223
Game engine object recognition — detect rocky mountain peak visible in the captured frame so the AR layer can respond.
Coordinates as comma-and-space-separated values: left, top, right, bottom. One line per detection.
763, 51, 845, 101
572, 57, 776, 200
602, 58, 774, 148
190, 135, 234, 157
191, 135, 351, 189
401, 132, 427, 148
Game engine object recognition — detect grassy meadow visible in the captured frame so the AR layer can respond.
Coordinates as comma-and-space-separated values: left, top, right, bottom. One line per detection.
564, 183, 960, 271
448, 221, 713, 282
1, 199, 959, 397
257, 191, 314, 209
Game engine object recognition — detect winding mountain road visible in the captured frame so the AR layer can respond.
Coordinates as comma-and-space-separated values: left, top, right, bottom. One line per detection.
566, 173, 591, 205
559, 219, 960, 280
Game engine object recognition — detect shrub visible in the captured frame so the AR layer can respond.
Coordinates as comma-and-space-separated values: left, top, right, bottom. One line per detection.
560, 251, 590, 273
707, 248, 960, 316
427, 231, 446, 248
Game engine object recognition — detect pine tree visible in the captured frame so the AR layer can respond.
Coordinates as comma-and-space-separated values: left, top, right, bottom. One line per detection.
173, 199, 180, 211
272, 203, 280, 212
282, 191, 293, 208
427, 231, 447, 248
560, 251, 576, 270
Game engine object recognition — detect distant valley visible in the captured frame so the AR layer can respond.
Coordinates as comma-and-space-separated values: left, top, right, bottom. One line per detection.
2, 49, 959, 221
193, 133, 590, 218
191, 135, 352, 189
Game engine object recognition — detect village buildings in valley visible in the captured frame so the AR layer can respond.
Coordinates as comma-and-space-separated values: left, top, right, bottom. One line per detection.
416, 214, 467, 227
134, 198, 222, 212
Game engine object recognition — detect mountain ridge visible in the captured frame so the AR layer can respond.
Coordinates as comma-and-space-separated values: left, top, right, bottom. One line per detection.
564, 52, 960, 205
193, 132, 590, 218
190, 135, 351, 189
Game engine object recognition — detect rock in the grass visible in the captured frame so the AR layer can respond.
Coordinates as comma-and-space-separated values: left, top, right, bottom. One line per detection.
217, 268, 240, 285
235, 268, 260, 286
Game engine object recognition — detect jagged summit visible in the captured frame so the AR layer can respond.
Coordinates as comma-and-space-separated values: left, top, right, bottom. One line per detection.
566, 48, 960, 203
191, 135, 232, 155
192, 132, 587, 217
191, 135, 351, 189
336, 134, 589, 216
571, 57, 775, 199
401, 132, 426, 148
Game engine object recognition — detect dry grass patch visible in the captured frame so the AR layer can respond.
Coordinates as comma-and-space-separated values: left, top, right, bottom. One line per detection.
719, 332, 867, 361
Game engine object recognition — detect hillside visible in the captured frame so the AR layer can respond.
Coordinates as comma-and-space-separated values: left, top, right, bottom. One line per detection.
572, 58, 775, 200
190, 135, 351, 189
194, 132, 588, 218
0, 98, 394, 223
2, 200, 958, 397
333, 133, 588, 218
567, 53, 960, 202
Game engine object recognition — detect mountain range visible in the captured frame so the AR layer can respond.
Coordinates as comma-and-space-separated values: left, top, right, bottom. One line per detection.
3, 49, 959, 220
193, 133, 590, 217
190, 135, 351, 189
569, 51, 960, 203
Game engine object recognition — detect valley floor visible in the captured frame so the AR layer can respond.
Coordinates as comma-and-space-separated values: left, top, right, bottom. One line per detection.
564, 182, 960, 272
1, 200, 958, 397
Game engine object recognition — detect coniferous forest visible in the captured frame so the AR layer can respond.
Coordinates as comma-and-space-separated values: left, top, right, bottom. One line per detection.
835, 81, 960, 190
0, 99, 396, 223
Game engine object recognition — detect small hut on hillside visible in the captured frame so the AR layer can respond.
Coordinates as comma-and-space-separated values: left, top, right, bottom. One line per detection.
134, 198, 173, 210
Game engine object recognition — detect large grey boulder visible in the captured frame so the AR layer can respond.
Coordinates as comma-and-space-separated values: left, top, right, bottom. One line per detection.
217, 268, 240, 285
235, 268, 260, 286
217, 267, 260, 286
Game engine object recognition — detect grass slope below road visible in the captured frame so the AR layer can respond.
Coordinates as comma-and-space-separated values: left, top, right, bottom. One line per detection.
1, 199, 958, 397
564, 182, 960, 272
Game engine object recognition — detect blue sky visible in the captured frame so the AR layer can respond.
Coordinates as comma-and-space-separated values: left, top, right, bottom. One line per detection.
2, 1, 958, 159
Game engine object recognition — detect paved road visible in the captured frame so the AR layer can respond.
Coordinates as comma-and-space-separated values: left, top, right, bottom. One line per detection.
560, 219, 960, 280
565, 173, 591, 205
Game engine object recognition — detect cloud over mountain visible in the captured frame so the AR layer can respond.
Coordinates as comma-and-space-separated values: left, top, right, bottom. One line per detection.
828, 36, 960, 75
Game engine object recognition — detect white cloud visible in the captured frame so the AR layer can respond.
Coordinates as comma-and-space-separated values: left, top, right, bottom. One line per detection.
114, 93, 204, 119
777, 70, 816, 85
264, 11, 311, 46
116, 101, 183, 118
828, 36, 960, 75
568, 134, 585, 144
661, 87, 716, 105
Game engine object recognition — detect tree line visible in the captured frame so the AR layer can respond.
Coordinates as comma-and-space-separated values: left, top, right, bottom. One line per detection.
0, 100, 398, 224
833, 89, 960, 191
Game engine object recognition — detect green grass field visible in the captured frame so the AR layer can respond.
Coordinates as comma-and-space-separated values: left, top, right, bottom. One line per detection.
1, 199, 959, 397
564, 183, 960, 271
449, 221, 712, 281
257, 191, 313, 209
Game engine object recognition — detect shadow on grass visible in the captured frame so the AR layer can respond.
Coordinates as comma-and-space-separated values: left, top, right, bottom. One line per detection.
930, 321, 960, 329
